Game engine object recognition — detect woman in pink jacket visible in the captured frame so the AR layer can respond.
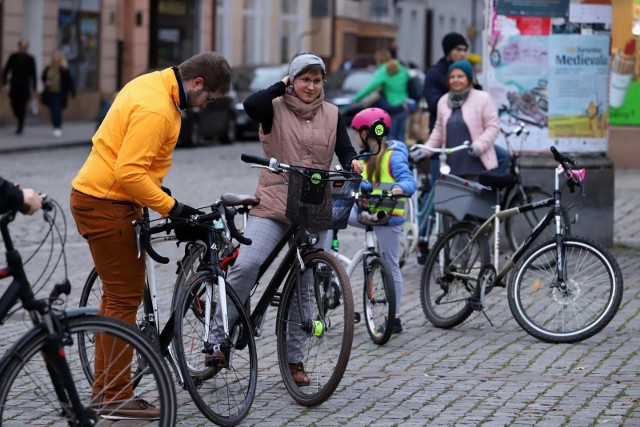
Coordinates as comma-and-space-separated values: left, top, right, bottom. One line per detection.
424, 60, 499, 182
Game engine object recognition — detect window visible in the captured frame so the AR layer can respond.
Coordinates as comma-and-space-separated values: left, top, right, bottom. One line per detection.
58, 0, 101, 90
242, 0, 258, 63
280, 0, 299, 63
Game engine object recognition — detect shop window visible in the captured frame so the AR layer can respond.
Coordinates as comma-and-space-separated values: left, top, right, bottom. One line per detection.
58, 0, 101, 91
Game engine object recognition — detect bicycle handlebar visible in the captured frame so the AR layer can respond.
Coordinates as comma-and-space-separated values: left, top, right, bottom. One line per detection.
410, 140, 471, 156
550, 146, 584, 193
137, 200, 252, 265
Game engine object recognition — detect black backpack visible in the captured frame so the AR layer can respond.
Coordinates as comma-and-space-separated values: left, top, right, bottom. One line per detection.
407, 75, 422, 102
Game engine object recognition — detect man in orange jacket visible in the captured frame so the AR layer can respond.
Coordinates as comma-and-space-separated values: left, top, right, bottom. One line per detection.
70, 52, 230, 420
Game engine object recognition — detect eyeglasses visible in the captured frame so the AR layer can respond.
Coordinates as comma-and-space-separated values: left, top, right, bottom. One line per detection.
296, 77, 325, 88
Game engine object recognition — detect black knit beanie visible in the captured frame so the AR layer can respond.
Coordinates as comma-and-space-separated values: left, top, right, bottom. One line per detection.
442, 32, 469, 56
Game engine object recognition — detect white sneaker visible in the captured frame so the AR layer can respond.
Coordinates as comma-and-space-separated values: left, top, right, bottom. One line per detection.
53, 129, 62, 137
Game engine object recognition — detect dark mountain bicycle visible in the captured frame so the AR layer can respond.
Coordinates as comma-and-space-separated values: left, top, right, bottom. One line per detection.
0, 198, 176, 425
420, 147, 623, 343
78, 197, 258, 426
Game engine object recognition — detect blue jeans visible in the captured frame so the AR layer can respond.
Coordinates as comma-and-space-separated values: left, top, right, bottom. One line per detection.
47, 92, 64, 129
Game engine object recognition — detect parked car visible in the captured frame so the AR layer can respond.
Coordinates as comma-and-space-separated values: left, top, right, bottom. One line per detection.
177, 94, 236, 147
178, 63, 288, 146
232, 63, 289, 139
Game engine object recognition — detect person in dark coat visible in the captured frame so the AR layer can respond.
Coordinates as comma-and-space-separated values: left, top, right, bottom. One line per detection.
0, 176, 43, 215
2, 40, 37, 135
42, 51, 76, 137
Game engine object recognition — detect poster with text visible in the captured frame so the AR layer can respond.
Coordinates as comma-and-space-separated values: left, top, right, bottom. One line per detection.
547, 34, 609, 150
484, 34, 550, 152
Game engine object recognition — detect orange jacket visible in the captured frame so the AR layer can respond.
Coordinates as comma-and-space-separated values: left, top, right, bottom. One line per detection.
72, 68, 182, 216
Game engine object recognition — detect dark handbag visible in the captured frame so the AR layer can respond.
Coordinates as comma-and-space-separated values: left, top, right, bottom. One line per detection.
40, 91, 49, 107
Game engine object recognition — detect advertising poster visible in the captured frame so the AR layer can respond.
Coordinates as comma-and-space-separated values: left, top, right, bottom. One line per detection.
485, 0, 611, 153
547, 35, 609, 143
484, 34, 550, 152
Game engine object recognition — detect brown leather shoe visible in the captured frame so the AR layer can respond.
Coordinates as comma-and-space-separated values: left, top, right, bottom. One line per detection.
99, 398, 160, 420
90, 392, 103, 409
204, 351, 226, 368
289, 362, 310, 386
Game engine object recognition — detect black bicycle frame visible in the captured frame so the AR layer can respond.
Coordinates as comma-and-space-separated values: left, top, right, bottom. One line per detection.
0, 211, 96, 425
248, 224, 315, 336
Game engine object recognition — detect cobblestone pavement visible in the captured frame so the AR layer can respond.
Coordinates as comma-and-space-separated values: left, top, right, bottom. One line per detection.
0, 142, 638, 426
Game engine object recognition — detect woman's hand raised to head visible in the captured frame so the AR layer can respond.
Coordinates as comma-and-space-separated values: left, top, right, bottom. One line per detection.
281, 75, 290, 86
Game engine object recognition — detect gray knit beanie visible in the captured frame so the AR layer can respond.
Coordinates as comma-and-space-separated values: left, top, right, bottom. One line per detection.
288, 53, 326, 82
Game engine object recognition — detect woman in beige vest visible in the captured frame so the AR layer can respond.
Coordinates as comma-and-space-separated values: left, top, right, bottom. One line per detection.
219, 52, 363, 386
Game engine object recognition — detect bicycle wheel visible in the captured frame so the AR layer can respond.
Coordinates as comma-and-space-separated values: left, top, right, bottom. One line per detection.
276, 250, 353, 406
508, 236, 623, 343
363, 257, 396, 345
400, 198, 418, 267
0, 315, 176, 426
173, 271, 257, 426
420, 222, 491, 328
505, 186, 571, 252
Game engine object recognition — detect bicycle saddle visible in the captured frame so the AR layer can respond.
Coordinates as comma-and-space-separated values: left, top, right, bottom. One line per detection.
221, 193, 260, 207
477, 172, 516, 189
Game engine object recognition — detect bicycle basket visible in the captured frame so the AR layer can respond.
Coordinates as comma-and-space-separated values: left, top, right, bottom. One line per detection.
285, 167, 362, 229
355, 194, 399, 226
433, 174, 496, 221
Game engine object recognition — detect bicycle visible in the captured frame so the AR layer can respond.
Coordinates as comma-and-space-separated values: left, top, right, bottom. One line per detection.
498, 122, 572, 252
420, 146, 623, 343
189, 153, 358, 407
405, 141, 474, 265
328, 190, 408, 345
0, 198, 176, 425
78, 195, 259, 426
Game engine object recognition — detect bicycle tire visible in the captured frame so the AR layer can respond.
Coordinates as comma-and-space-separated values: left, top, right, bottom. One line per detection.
508, 236, 623, 343
400, 221, 418, 266
276, 250, 354, 406
421, 222, 491, 328
173, 271, 257, 426
363, 257, 396, 345
0, 314, 176, 426
505, 186, 571, 252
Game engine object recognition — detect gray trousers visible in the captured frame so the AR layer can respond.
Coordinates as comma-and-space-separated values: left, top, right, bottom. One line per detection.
331, 209, 404, 316
215, 216, 327, 362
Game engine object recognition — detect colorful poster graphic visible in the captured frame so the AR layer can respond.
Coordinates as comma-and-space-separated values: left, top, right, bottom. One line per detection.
548, 35, 609, 140
485, 35, 550, 151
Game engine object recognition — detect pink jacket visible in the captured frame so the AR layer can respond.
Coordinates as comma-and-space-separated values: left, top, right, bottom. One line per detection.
426, 88, 500, 171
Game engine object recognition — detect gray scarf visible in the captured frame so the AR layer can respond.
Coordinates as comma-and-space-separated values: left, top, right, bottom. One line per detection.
447, 87, 471, 109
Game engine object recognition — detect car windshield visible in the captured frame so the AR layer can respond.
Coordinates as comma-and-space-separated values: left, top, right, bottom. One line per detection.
249, 67, 286, 92
341, 71, 374, 92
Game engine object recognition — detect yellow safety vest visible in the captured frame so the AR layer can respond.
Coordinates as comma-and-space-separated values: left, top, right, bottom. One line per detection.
362, 149, 405, 217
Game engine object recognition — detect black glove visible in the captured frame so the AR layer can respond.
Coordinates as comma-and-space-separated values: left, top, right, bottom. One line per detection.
169, 200, 207, 242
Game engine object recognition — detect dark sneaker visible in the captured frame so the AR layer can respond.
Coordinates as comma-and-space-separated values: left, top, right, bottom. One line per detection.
100, 398, 160, 420
393, 318, 403, 334
289, 362, 311, 386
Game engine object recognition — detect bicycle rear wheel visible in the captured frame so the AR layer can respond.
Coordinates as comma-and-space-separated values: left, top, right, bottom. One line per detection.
508, 237, 623, 343
505, 186, 571, 252
173, 271, 257, 426
276, 250, 353, 406
0, 315, 176, 426
363, 257, 396, 345
421, 222, 491, 328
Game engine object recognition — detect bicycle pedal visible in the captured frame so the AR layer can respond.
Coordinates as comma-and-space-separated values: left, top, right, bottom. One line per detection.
354, 312, 361, 324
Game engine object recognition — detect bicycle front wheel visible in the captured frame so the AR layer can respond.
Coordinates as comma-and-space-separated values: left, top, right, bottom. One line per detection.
363, 257, 396, 345
421, 223, 491, 328
0, 314, 176, 426
508, 237, 623, 343
173, 271, 257, 426
276, 250, 354, 406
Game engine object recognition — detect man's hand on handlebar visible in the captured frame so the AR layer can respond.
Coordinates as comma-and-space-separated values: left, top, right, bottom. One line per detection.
169, 200, 208, 242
